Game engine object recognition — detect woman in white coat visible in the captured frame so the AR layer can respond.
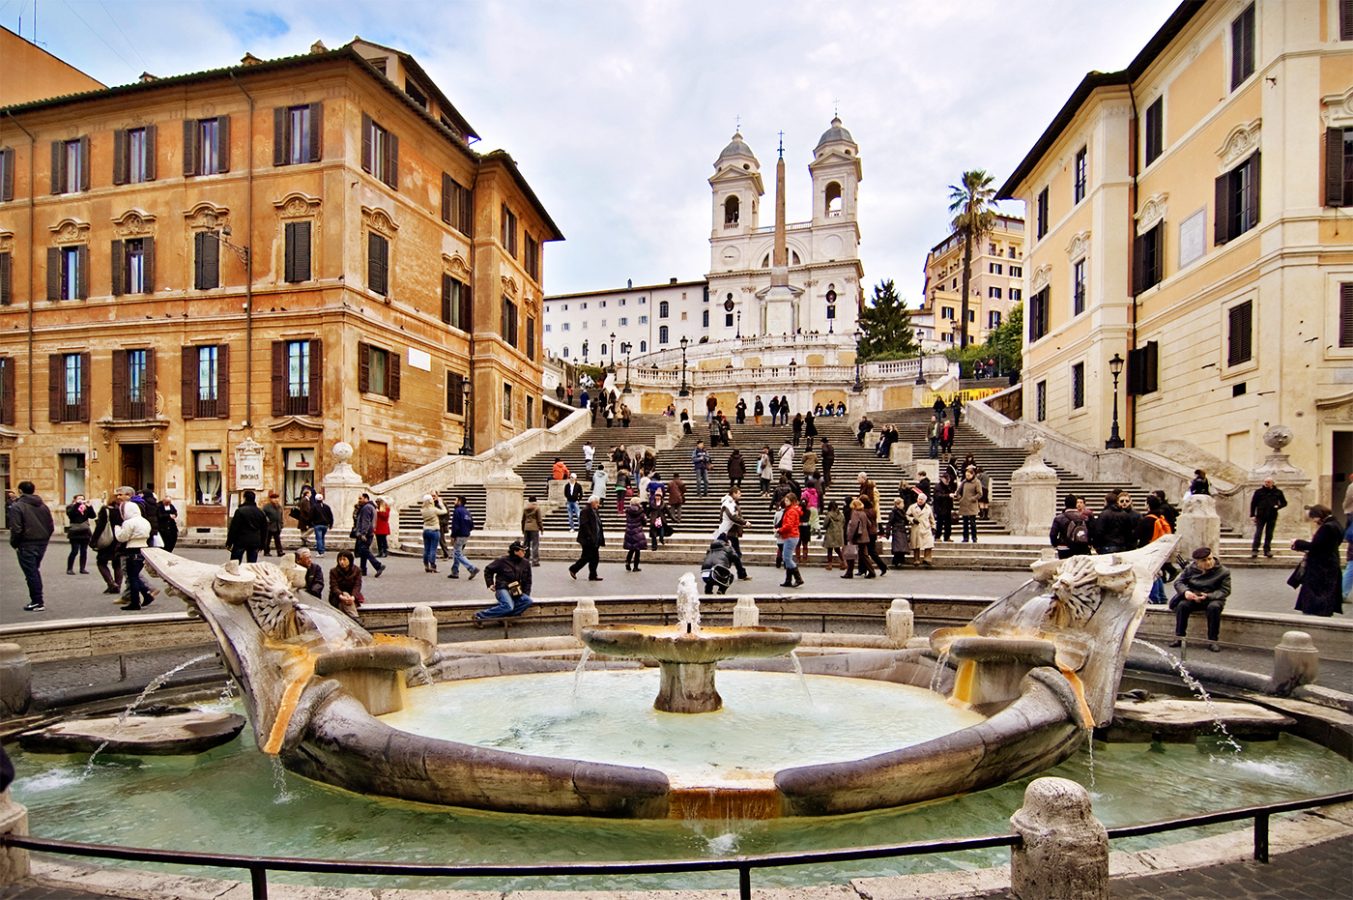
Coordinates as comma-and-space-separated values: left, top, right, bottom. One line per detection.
906, 492, 937, 568
112, 500, 155, 610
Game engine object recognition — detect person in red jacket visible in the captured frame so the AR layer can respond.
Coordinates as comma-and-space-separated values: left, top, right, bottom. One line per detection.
778, 493, 803, 588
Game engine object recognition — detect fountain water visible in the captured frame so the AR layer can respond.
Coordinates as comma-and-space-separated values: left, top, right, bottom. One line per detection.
1131, 639, 1245, 754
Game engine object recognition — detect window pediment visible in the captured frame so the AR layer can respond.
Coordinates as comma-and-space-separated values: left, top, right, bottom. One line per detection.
1064, 229, 1091, 260
184, 202, 230, 232
1321, 86, 1353, 129
442, 253, 470, 278
1135, 193, 1169, 235
360, 206, 398, 237
112, 209, 157, 238
274, 192, 322, 218
1216, 119, 1261, 172
49, 218, 91, 243
1030, 264, 1052, 293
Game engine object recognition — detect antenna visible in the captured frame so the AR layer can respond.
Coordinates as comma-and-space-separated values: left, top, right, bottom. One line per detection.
777, 130, 784, 159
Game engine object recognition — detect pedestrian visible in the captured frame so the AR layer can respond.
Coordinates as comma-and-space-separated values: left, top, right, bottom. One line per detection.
716, 486, 750, 580
569, 497, 606, 581
753, 395, 764, 426
582, 440, 595, 475
778, 394, 790, 426
1169, 547, 1231, 651
113, 498, 156, 611
889, 498, 909, 566
1189, 469, 1211, 496
666, 473, 686, 522
373, 498, 392, 557
778, 493, 803, 588
564, 473, 583, 531
823, 500, 845, 570
791, 413, 804, 447
420, 493, 447, 572
1050, 495, 1092, 559
718, 412, 732, 448
939, 419, 954, 455
769, 395, 781, 426
932, 396, 946, 421
447, 496, 479, 579
521, 495, 544, 566
804, 410, 817, 451
623, 496, 648, 572
328, 549, 364, 618
621, 402, 632, 428
10, 481, 55, 612
1249, 477, 1288, 558
796, 496, 812, 564
700, 538, 737, 595
552, 456, 571, 481
310, 492, 334, 556
680, 408, 692, 434
604, 402, 615, 428
353, 493, 385, 578
907, 492, 937, 567
727, 448, 746, 488
477, 541, 535, 622
706, 394, 718, 423
262, 491, 285, 556
735, 397, 747, 425
91, 490, 126, 595
950, 395, 962, 426
933, 472, 955, 543
589, 465, 608, 503
957, 466, 983, 544
856, 415, 874, 446
843, 497, 874, 579
647, 488, 670, 549
820, 437, 834, 488
1095, 491, 1140, 554
64, 493, 95, 575
928, 416, 941, 459
692, 441, 712, 496
835, 400, 846, 417
137, 483, 161, 546
756, 446, 773, 497
294, 547, 324, 598
778, 440, 794, 479
1291, 505, 1344, 617
289, 486, 313, 549
226, 490, 268, 564
157, 495, 180, 553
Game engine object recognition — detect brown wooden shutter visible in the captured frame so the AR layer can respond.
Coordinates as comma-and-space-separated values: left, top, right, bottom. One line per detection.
1340, 283, 1353, 348
193, 232, 205, 289
273, 107, 287, 166
50, 140, 63, 194
181, 346, 197, 420
78, 136, 90, 191
76, 245, 88, 299
1245, 152, 1260, 230
441, 274, 452, 323
307, 339, 322, 416
368, 233, 387, 294
0, 147, 13, 201
361, 113, 372, 173
293, 221, 311, 282
144, 349, 156, 416
0, 358, 13, 425
462, 183, 474, 235
142, 236, 155, 293
1214, 172, 1231, 245
216, 116, 230, 173
462, 282, 473, 331
1326, 128, 1344, 207
216, 343, 230, 417
112, 349, 129, 419
46, 247, 61, 300
144, 125, 157, 181
388, 349, 400, 401
1343, 0, 1353, 39
308, 102, 323, 162
271, 341, 285, 416
1228, 302, 1253, 365
387, 132, 398, 189
526, 315, 535, 360
113, 129, 128, 185
78, 352, 90, 422
1132, 232, 1146, 294
0, 253, 10, 306
48, 354, 60, 422
203, 232, 220, 289
441, 173, 451, 223
284, 222, 297, 282
110, 240, 125, 296
183, 120, 198, 176
358, 342, 370, 393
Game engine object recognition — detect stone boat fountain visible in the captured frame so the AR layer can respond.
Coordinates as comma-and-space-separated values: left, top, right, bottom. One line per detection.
139, 537, 1177, 820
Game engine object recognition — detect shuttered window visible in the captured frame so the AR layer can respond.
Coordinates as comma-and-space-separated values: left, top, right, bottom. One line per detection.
0, 357, 12, 425
0, 147, 15, 202
1231, 3, 1255, 90
1324, 128, 1353, 207
111, 237, 154, 296
1143, 97, 1164, 166
1215, 152, 1260, 245
360, 113, 398, 189
358, 342, 401, 401
1035, 381, 1046, 422
1035, 187, 1049, 238
1072, 259, 1086, 315
1073, 147, 1087, 204
271, 339, 322, 416
50, 137, 89, 194
0, 252, 10, 306
113, 126, 156, 185
284, 221, 312, 283
1071, 362, 1085, 410
1343, 0, 1353, 40
526, 315, 536, 361
183, 117, 229, 176
524, 234, 540, 280
500, 204, 518, 257
273, 103, 323, 166
446, 371, 465, 415
112, 348, 155, 420
1227, 301, 1254, 366
48, 352, 89, 423
367, 232, 389, 295
441, 274, 472, 331
1133, 224, 1163, 293
1339, 283, 1353, 348
47, 245, 88, 301
194, 231, 220, 290
501, 296, 519, 348
1127, 341, 1159, 396
182, 344, 229, 419
441, 173, 473, 234
1028, 286, 1049, 341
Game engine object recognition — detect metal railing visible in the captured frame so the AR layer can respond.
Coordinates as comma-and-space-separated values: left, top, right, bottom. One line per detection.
4, 790, 1349, 899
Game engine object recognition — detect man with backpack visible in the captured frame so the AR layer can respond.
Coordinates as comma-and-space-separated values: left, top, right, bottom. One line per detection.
1050, 495, 1093, 559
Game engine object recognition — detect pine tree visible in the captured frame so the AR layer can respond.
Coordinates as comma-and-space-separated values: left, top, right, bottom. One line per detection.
857, 279, 919, 361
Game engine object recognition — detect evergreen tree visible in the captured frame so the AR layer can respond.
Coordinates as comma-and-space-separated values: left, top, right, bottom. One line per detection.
857, 279, 919, 361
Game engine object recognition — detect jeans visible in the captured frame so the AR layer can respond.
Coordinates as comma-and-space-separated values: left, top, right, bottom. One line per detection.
312, 525, 328, 555
781, 537, 799, 571
695, 469, 709, 495
67, 535, 90, 572
523, 531, 540, 564
567, 500, 579, 531
451, 537, 478, 576
124, 550, 154, 606
1251, 515, 1277, 554
16, 542, 47, 605
375, 534, 389, 557
477, 588, 533, 620
929, 438, 939, 458
1343, 560, 1353, 601
422, 528, 440, 566
356, 535, 383, 575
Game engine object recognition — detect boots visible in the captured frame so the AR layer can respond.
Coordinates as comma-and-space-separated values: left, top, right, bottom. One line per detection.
781, 573, 795, 587
792, 569, 804, 587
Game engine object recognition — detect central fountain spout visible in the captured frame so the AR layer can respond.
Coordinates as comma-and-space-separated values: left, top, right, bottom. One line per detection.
582, 574, 801, 713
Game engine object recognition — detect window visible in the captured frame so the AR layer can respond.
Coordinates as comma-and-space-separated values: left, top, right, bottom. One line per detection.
49, 352, 89, 423
561, 322, 570, 332
272, 339, 321, 416
359, 343, 400, 400
724, 195, 740, 225
1342, 283, 1353, 348
283, 449, 315, 503
0, 357, 13, 425
1035, 381, 1047, 422
1144, 96, 1164, 166
526, 396, 534, 429
442, 275, 472, 331
638, 315, 648, 324
1070, 362, 1085, 410
725, 313, 734, 327
1073, 146, 1087, 203
47, 244, 88, 300
659, 325, 670, 344
1036, 187, 1049, 238
446, 371, 466, 415
701, 309, 709, 327
988, 311, 1002, 328
1010, 288, 1022, 301
111, 237, 154, 295
941, 307, 955, 320
1215, 152, 1260, 245
1324, 127, 1353, 207
1231, 3, 1256, 90
112, 348, 154, 420
681, 311, 688, 320
284, 222, 312, 283
113, 126, 156, 185
502, 382, 512, 421
50, 137, 89, 194
193, 231, 220, 290
1072, 259, 1086, 315
193, 450, 223, 505
659, 300, 670, 318
1133, 224, 1163, 292
501, 296, 518, 348
989, 262, 1003, 275
0, 147, 13, 201
1344, 0, 1353, 40
274, 103, 322, 166
619, 298, 626, 306
442, 173, 474, 234
561, 346, 569, 358
1227, 300, 1253, 366
367, 232, 389, 295
1127, 341, 1159, 396
526, 316, 536, 360
0, 252, 9, 305
500, 204, 518, 258
619, 317, 628, 326
1010, 265, 1022, 277
183, 117, 229, 176
639, 340, 646, 352
544, 323, 551, 332
183, 344, 229, 419
989, 242, 998, 254
988, 286, 1002, 299
405, 80, 428, 109
361, 114, 398, 188
525, 233, 540, 280
1028, 286, 1049, 341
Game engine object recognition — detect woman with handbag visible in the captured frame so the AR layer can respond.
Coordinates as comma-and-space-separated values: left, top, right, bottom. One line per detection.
623, 496, 648, 572
1291, 505, 1344, 617
91, 498, 124, 595
65, 495, 96, 575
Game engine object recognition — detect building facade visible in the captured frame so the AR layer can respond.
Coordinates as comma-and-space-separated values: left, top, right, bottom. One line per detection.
914, 213, 1025, 350
0, 37, 561, 525
541, 278, 706, 366
1000, 0, 1353, 511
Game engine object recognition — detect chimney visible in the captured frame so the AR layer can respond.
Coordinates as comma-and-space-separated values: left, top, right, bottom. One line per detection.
139, 72, 159, 83
310, 40, 328, 54
240, 52, 263, 66
670, 277, 677, 284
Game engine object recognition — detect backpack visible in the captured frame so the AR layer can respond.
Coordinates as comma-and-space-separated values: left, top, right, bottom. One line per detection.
1063, 517, 1090, 546
1149, 513, 1173, 541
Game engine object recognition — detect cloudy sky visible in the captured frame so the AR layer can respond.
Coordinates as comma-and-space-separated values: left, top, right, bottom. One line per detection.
7, 0, 1180, 302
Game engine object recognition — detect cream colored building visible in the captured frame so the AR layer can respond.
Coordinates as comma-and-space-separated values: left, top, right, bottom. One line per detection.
1000, 0, 1353, 512
914, 213, 1025, 350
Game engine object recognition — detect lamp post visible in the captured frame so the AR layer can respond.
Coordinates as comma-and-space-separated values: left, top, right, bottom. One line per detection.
852, 329, 864, 393
608, 332, 617, 373
735, 310, 742, 339
1105, 352, 1125, 449
678, 336, 690, 397
621, 341, 633, 393
459, 377, 473, 455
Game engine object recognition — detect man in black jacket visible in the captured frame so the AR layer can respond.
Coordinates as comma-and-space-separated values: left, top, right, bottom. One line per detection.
477, 541, 534, 622
1249, 477, 1287, 558
294, 547, 325, 599
1169, 547, 1232, 651
1094, 491, 1140, 555
9, 481, 55, 612
226, 490, 268, 563
569, 497, 605, 581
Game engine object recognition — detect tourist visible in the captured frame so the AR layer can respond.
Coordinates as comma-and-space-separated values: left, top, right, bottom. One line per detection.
835, 400, 846, 417
328, 549, 364, 617
778, 440, 794, 480
822, 500, 845, 570
856, 415, 873, 446
680, 408, 692, 434
804, 411, 818, 451
727, 448, 746, 488
717, 412, 732, 447
604, 401, 615, 428
709, 412, 725, 448
353, 494, 386, 578
10, 481, 55, 612
700, 538, 737, 595
957, 467, 983, 544
137, 484, 160, 546
64, 494, 95, 575
113, 498, 155, 611
583, 440, 595, 474
1050, 495, 1092, 559
777, 493, 803, 588
717, 486, 750, 580
1095, 491, 1140, 554
801, 479, 820, 539
753, 395, 764, 426
1249, 477, 1288, 559
706, 394, 718, 423
950, 396, 963, 426
756, 446, 773, 496
92, 490, 126, 595
797, 496, 813, 564
889, 498, 909, 566
615, 474, 633, 515
552, 456, 570, 481
875, 424, 898, 459
564, 474, 583, 531
932, 396, 947, 421
843, 498, 874, 579
692, 441, 712, 496
735, 397, 747, 425
1153, 490, 1180, 530
907, 492, 937, 567
436, 497, 452, 561
1291, 505, 1344, 617
294, 548, 324, 599
310, 492, 334, 556
791, 413, 804, 446
590, 464, 609, 504
226, 490, 268, 564
820, 437, 835, 487
419, 494, 447, 573
666, 473, 687, 522
1189, 468, 1211, 496
569, 497, 606, 581
769, 395, 781, 426
476, 541, 535, 624
621, 402, 632, 428
623, 496, 648, 572
1169, 547, 1231, 651
802, 446, 818, 482
152, 494, 178, 553
647, 489, 670, 549
938, 418, 954, 456
447, 496, 479, 579
262, 491, 285, 557
289, 485, 313, 549
1342, 514, 1353, 604
373, 498, 392, 558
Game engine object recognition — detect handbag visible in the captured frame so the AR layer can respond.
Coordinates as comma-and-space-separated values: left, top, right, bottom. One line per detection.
93, 524, 115, 550
1286, 559, 1306, 589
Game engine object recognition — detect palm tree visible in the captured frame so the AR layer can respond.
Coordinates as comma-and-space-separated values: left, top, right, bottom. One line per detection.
948, 170, 997, 350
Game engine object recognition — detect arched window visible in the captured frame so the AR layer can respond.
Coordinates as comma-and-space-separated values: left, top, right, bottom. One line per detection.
659, 300, 670, 318
599, 343, 608, 358
791, 250, 801, 265
825, 181, 843, 215
639, 340, 646, 352
659, 325, 669, 344
724, 195, 740, 225
760, 253, 770, 268
561, 346, 569, 358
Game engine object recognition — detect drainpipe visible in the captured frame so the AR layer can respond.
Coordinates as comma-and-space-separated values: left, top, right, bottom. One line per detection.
4, 111, 36, 432
229, 72, 255, 430
1127, 85, 1140, 448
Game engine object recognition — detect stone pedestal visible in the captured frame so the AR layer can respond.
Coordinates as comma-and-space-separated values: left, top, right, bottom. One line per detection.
408, 605, 438, 646
1010, 777, 1108, 900
886, 599, 914, 646
891, 442, 913, 465
0, 644, 31, 718
320, 442, 368, 537
1175, 493, 1222, 557
546, 479, 567, 505
485, 467, 526, 532
572, 598, 599, 641
1240, 425, 1309, 542
1006, 437, 1058, 537
0, 791, 30, 884
1272, 630, 1320, 695
733, 596, 760, 628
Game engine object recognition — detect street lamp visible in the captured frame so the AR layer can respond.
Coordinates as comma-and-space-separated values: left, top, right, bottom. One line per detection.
621, 341, 633, 393
678, 336, 690, 397
852, 329, 864, 393
608, 331, 617, 372
459, 376, 473, 455
1106, 352, 1126, 449
736, 309, 742, 339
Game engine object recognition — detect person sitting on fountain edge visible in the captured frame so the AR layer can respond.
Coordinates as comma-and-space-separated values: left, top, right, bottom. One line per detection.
1168, 547, 1231, 652
701, 538, 737, 595
477, 540, 534, 623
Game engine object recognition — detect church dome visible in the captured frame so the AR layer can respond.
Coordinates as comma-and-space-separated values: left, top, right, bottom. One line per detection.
715, 131, 759, 169
815, 116, 856, 153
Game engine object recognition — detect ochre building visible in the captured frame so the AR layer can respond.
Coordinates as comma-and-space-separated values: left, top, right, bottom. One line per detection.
915, 213, 1025, 350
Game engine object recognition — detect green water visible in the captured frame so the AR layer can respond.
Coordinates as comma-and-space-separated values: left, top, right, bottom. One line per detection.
8, 695, 1352, 892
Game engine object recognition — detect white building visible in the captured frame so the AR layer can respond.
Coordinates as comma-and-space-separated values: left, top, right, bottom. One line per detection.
542, 278, 707, 366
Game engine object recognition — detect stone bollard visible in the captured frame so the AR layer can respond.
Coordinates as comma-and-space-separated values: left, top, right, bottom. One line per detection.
732, 596, 759, 628
1272, 631, 1320, 695
1009, 777, 1108, 900
0, 789, 30, 884
0, 644, 31, 718
408, 606, 438, 646
573, 597, 599, 641
886, 599, 914, 646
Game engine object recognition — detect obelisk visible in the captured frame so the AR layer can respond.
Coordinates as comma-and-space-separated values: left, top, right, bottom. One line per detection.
759, 131, 801, 334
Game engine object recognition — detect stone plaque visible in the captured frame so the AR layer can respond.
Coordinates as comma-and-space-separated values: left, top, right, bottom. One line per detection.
234, 438, 264, 491
1178, 208, 1206, 269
